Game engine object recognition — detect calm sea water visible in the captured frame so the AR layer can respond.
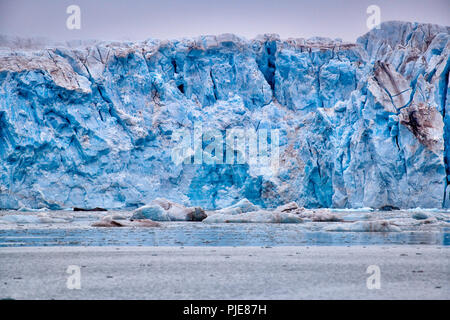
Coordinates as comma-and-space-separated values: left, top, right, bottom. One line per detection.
0, 222, 448, 247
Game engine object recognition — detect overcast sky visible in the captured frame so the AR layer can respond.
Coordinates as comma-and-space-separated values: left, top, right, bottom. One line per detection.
0, 0, 449, 42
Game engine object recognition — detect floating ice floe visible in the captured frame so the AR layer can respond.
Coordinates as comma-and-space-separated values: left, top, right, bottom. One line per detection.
131, 198, 206, 221
416, 217, 438, 225
17, 207, 49, 212
295, 208, 344, 222
310, 213, 343, 222
0, 215, 41, 224
324, 221, 401, 232
206, 198, 261, 216
340, 213, 371, 221
0, 213, 73, 224
329, 207, 374, 212
203, 199, 304, 223
273, 202, 305, 215
412, 212, 429, 220
202, 211, 303, 223
92, 218, 160, 228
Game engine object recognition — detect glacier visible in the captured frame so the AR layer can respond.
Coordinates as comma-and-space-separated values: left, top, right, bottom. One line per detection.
0, 21, 449, 210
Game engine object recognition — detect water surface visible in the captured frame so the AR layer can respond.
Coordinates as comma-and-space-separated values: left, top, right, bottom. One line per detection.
0, 222, 448, 247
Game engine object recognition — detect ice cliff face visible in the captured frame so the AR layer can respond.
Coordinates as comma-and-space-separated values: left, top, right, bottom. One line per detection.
0, 21, 449, 210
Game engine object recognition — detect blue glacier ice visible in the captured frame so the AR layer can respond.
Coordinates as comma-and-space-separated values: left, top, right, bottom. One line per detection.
0, 21, 449, 210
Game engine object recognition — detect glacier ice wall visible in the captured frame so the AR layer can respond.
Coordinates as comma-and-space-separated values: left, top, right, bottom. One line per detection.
0, 21, 449, 210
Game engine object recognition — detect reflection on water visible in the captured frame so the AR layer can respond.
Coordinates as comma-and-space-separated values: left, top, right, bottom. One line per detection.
0, 223, 448, 247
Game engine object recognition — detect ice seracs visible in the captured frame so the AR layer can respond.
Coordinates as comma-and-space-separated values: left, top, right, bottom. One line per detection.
0, 21, 449, 210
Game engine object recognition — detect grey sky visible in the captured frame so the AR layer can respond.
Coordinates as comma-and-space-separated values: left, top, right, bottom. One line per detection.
0, 0, 449, 42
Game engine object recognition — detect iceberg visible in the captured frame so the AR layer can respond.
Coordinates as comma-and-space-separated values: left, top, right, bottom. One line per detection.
202, 210, 303, 224
206, 198, 261, 216
131, 198, 206, 221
